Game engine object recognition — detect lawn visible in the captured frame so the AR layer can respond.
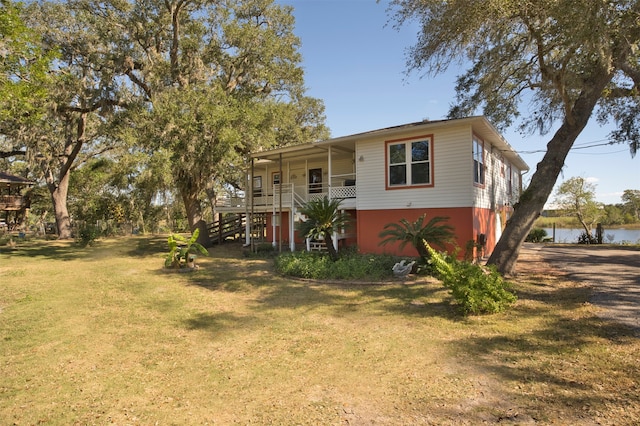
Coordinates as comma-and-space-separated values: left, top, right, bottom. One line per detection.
1, 237, 638, 425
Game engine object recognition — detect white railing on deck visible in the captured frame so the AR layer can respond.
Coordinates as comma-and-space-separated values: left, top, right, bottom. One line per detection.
308, 192, 328, 202
273, 183, 294, 207
215, 181, 356, 209
330, 186, 356, 199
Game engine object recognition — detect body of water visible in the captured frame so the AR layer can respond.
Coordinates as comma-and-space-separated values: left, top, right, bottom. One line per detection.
543, 227, 640, 244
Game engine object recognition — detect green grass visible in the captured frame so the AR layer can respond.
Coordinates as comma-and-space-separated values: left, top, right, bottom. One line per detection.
1, 237, 639, 424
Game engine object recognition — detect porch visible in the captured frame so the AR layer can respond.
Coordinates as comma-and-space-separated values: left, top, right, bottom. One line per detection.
215, 181, 357, 213
212, 139, 359, 252
216, 138, 359, 214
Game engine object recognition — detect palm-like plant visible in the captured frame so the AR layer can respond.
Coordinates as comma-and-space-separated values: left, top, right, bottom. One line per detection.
165, 228, 209, 268
297, 197, 350, 261
379, 215, 455, 259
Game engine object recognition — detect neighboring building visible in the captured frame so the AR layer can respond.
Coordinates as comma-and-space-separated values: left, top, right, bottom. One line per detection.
216, 116, 528, 259
0, 171, 34, 231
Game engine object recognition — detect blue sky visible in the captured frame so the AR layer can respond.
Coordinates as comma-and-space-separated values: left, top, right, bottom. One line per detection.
277, 0, 639, 206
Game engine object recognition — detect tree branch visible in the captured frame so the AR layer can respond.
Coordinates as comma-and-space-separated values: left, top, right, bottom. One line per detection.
57, 98, 127, 114
125, 68, 152, 99
0, 149, 26, 159
620, 61, 640, 88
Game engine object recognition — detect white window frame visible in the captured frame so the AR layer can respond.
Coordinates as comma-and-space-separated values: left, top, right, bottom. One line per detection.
386, 135, 434, 189
473, 136, 485, 186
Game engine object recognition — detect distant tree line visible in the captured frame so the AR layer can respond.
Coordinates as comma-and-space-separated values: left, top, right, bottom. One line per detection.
543, 180, 640, 229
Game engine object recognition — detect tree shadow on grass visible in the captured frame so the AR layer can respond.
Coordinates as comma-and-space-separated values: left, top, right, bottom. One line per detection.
254, 282, 351, 311
450, 282, 640, 422
1, 240, 86, 261
348, 283, 460, 320
183, 311, 259, 339
128, 235, 170, 258
2, 235, 169, 262
169, 244, 464, 320
512, 281, 588, 308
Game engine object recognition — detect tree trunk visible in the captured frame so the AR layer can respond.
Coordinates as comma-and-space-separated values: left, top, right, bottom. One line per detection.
205, 184, 220, 224
325, 232, 339, 261
43, 113, 87, 240
487, 73, 613, 275
181, 188, 212, 247
47, 171, 72, 239
576, 212, 591, 236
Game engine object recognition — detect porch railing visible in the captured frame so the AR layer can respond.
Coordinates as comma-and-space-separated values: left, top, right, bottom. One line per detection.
0, 195, 27, 210
330, 185, 356, 199
214, 181, 357, 209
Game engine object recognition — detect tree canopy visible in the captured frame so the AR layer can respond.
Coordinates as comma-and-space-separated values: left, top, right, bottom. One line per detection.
82, 0, 328, 244
389, 0, 640, 274
621, 189, 640, 221
0, 0, 55, 159
10, 0, 135, 238
1, 0, 327, 241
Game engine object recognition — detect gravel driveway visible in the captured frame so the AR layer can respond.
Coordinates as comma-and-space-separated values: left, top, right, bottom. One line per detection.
529, 244, 640, 333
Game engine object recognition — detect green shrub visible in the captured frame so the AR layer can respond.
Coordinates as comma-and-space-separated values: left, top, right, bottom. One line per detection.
274, 250, 401, 281
77, 224, 101, 247
577, 231, 598, 244
526, 228, 548, 243
244, 243, 277, 258
425, 242, 517, 315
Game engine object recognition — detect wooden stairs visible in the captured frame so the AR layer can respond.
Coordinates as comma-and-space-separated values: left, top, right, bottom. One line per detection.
207, 213, 267, 245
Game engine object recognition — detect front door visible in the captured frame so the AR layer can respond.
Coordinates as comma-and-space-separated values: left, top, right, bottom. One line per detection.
309, 168, 322, 193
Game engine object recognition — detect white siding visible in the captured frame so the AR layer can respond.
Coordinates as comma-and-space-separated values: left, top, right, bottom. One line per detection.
473, 145, 525, 209
356, 125, 475, 210
330, 156, 355, 181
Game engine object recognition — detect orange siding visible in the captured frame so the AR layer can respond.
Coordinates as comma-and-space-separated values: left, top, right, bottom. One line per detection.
472, 207, 497, 258
266, 212, 291, 245
264, 207, 499, 258
343, 210, 358, 247
266, 209, 358, 247
357, 208, 476, 257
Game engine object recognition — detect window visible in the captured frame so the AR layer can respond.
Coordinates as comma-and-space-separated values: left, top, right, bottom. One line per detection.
386, 136, 433, 188
512, 168, 520, 196
253, 176, 262, 197
272, 172, 281, 186
473, 136, 485, 185
309, 168, 322, 193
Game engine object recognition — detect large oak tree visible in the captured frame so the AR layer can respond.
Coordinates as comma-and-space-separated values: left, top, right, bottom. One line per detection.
17, 1, 135, 239
81, 0, 328, 245
389, 0, 640, 274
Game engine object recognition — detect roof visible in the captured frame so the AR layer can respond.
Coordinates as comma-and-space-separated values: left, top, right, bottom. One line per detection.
0, 172, 34, 186
252, 116, 529, 171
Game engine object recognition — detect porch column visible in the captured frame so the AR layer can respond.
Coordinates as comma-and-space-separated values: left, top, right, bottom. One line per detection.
289, 192, 295, 252
327, 145, 332, 199
272, 211, 277, 247
278, 153, 283, 253
244, 213, 251, 246
289, 162, 295, 252
248, 159, 254, 249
